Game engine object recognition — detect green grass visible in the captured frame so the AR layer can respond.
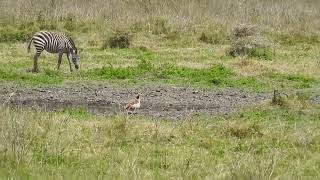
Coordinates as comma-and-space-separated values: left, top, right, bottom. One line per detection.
0, 20, 319, 91
56, 107, 93, 120
0, 42, 319, 91
0, 103, 319, 179
2, 55, 315, 91
0, 68, 63, 85
264, 72, 318, 89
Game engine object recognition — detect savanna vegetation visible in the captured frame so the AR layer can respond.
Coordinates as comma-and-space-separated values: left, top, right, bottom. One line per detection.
0, 0, 319, 90
1, 102, 320, 179
0, 0, 320, 179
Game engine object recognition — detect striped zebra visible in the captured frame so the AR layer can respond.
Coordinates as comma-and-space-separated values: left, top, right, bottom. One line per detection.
27, 31, 80, 73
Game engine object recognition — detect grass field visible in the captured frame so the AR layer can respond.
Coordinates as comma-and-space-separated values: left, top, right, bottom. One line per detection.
0, 1, 319, 91
0, 104, 319, 179
1, 0, 320, 179
0, 38, 319, 91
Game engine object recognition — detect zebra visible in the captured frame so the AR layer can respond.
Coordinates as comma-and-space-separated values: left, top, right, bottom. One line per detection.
27, 31, 80, 73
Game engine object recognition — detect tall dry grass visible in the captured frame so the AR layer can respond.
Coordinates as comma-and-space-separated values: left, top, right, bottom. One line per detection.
0, 105, 319, 178
1, 0, 320, 33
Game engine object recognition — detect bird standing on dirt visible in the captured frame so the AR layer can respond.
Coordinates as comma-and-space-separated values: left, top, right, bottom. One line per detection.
125, 94, 141, 114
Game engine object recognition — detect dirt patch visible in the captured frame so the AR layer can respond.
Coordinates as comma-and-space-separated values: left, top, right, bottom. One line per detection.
0, 85, 270, 119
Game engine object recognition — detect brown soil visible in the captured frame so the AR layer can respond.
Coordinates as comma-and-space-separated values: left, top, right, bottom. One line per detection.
0, 85, 272, 119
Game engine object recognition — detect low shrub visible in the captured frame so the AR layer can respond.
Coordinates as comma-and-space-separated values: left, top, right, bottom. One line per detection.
227, 26, 273, 60
233, 25, 257, 38
227, 36, 273, 60
271, 90, 288, 107
102, 30, 131, 49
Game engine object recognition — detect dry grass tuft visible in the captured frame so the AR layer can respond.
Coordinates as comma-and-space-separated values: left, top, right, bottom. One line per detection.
227, 122, 263, 139
227, 25, 273, 60
233, 25, 257, 38
271, 90, 311, 109
199, 30, 228, 44
102, 30, 132, 49
271, 90, 288, 107
2, 0, 320, 35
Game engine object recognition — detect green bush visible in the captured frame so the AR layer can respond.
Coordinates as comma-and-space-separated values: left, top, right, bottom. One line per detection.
249, 47, 273, 60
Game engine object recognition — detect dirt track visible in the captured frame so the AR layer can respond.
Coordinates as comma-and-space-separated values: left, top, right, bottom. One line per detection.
0, 85, 274, 119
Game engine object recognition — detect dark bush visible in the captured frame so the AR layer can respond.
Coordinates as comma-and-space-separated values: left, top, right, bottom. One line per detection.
271, 90, 287, 107
103, 31, 131, 49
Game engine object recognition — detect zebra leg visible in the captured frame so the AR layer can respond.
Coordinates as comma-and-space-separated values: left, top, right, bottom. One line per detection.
66, 53, 73, 72
32, 53, 41, 73
57, 52, 63, 70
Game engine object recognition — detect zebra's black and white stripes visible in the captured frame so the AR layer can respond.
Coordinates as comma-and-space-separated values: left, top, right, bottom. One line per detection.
27, 31, 80, 72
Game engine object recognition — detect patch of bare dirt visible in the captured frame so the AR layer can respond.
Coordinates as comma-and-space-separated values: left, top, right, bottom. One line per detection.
0, 85, 271, 119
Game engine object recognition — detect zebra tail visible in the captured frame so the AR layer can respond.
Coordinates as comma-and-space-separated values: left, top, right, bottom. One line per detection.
27, 39, 32, 53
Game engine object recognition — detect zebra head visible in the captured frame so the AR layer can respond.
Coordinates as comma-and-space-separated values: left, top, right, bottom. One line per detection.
70, 49, 80, 69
